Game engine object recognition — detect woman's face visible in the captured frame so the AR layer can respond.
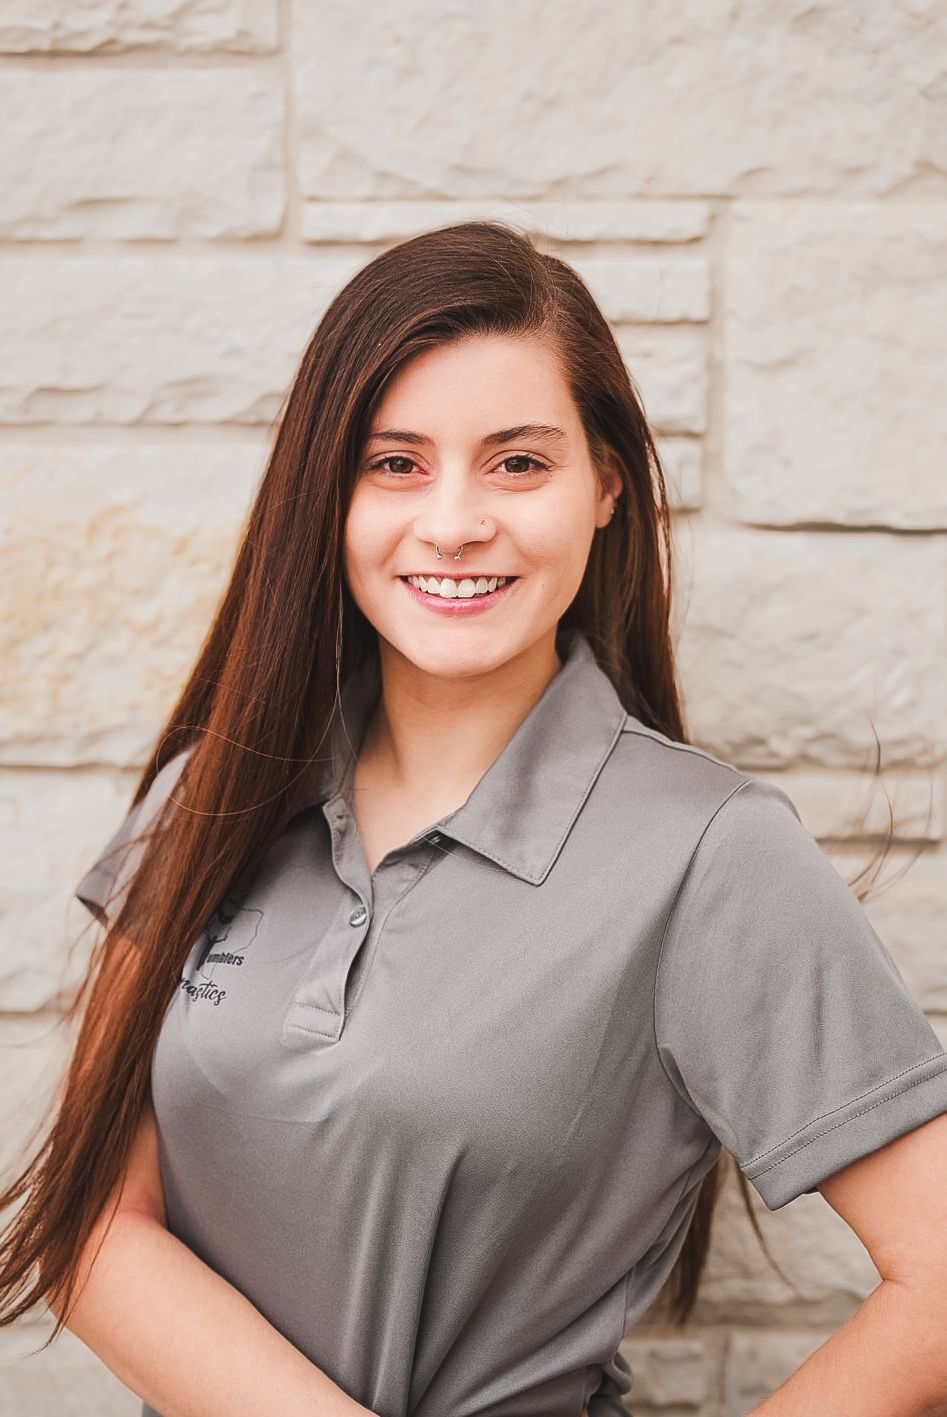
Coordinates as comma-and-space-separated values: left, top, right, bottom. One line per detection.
343, 333, 620, 680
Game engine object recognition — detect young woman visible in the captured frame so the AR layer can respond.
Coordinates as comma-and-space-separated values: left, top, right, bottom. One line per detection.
2, 220, 947, 1417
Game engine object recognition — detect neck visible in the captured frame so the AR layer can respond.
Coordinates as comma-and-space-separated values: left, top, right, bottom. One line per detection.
358, 631, 564, 810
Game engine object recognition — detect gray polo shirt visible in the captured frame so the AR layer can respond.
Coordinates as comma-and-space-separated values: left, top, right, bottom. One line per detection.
75, 623, 947, 1417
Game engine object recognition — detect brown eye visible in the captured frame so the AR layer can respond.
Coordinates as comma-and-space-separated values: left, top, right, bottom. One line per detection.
496, 455, 550, 479
367, 456, 418, 477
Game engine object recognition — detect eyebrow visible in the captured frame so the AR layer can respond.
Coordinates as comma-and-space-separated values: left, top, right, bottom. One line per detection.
365, 423, 568, 448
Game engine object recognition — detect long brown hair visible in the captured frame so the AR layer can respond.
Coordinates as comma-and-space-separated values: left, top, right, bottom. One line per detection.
0, 218, 909, 1342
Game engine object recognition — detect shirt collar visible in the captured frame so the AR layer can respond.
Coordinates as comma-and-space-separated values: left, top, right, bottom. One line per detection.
289, 624, 629, 886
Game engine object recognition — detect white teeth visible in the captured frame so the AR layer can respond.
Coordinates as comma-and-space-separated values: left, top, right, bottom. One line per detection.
407, 574, 508, 600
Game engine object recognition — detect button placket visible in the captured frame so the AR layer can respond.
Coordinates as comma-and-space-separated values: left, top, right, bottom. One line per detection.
282, 791, 453, 1051
281, 793, 373, 1048
286, 855, 443, 1053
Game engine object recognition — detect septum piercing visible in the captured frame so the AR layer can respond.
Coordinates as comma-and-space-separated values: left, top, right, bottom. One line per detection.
434, 518, 487, 561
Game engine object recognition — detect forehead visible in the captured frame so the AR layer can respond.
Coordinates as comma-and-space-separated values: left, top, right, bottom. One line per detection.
369, 333, 580, 443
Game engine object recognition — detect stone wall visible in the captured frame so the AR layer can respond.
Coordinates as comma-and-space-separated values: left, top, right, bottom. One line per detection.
1, 3, 945, 1413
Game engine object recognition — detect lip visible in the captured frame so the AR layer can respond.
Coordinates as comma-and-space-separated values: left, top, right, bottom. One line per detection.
398, 574, 520, 616
400, 573, 518, 580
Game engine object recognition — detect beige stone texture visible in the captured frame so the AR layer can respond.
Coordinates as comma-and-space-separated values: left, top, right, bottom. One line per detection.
0, 70, 284, 239
0, 1, 277, 53
303, 199, 712, 244
1, 442, 268, 760
0, 256, 362, 423
724, 1331, 834, 1417
723, 202, 947, 529
673, 524, 947, 771
290, 2, 947, 200
622, 1335, 707, 1407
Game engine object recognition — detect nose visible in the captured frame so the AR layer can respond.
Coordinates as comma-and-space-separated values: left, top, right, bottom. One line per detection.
414, 496, 494, 561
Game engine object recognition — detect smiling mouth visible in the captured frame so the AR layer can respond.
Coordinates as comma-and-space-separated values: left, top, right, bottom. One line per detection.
400, 573, 519, 603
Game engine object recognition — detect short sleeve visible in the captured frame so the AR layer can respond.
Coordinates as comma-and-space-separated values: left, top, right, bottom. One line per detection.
654, 776, 947, 1209
74, 748, 192, 936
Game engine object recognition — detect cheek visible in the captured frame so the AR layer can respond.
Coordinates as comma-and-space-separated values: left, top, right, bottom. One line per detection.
343, 496, 393, 583
519, 510, 593, 576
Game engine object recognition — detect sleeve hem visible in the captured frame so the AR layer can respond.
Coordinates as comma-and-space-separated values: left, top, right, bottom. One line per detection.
742, 1051, 947, 1209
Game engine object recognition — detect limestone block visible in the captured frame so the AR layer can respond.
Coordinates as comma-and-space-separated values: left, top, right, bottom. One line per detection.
859, 846, 947, 1011
724, 1330, 833, 1417
673, 525, 947, 769
302, 200, 712, 244
0, 0, 277, 53
623, 1336, 707, 1407
0, 253, 364, 423
0, 441, 268, 760
569, 254, 709, 324
0, 764, 149, 1010
756, 768, 943, 843
699, 1181, 879, 1327
723, 202, 947, 529
290, 1, 946, 199
658, 439, 702, 511
0, 71, 283, 239
616, 329, 707, 435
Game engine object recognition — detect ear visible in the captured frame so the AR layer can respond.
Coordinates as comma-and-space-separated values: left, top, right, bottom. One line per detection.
593, 451, 623, 526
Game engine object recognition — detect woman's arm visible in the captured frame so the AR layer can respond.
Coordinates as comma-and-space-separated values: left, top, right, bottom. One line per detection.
745, 1275, 947, 1417
50, 1206, 375, 1417
747, 1115, 947, 1416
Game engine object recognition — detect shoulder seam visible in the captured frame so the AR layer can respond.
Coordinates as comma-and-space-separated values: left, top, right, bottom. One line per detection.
619, 719, 751, 784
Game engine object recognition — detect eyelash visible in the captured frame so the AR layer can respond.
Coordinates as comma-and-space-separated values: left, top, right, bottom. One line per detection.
364, 454, 550, 481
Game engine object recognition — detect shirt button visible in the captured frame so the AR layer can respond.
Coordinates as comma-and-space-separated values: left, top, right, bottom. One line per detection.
348, 905, 368, 927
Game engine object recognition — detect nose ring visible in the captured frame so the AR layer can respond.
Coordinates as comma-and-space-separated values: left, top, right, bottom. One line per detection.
434, 544, 464, 560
